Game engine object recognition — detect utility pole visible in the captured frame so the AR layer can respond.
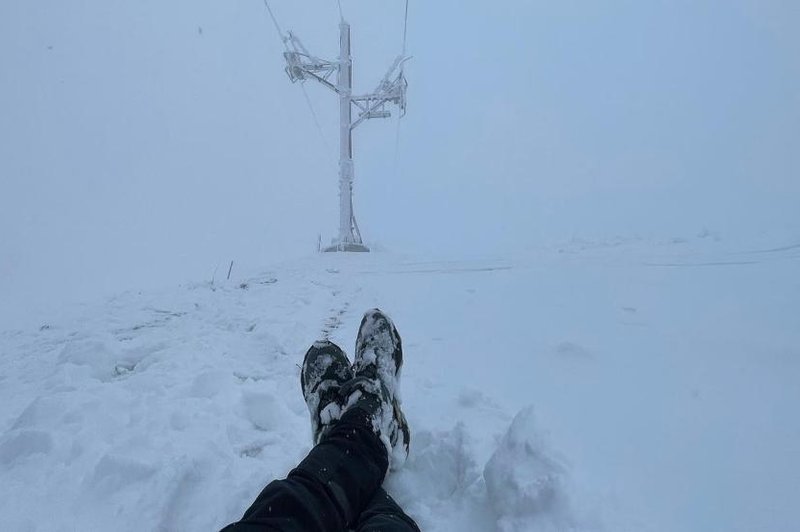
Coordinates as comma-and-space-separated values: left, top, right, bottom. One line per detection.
281, 16, 408, 252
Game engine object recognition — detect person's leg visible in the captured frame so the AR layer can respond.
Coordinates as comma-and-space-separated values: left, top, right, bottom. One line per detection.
354, 488, 421, 532
223, 309, 414, 531
221, 405, 388, 532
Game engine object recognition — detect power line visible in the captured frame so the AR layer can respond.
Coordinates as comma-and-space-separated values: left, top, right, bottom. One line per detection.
261, 0, 329, 149
393, 111, 403, 179
300, 83, 330, 150
402, 0, 409, 55
261, 0, 287, 49
394, 0, 409, 178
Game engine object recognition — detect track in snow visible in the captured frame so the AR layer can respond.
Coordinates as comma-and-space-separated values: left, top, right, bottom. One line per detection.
1, 240, 798, 532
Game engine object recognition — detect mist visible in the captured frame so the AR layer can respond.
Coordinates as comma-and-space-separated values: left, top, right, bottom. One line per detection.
2, 0, 798, 328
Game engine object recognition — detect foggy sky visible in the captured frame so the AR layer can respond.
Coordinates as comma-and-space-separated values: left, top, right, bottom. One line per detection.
1, 0, 798, 328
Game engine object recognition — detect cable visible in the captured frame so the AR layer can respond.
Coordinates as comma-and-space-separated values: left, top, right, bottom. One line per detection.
394, 0, 409, 178
300, 83, 330, 150
262, 0, 288, 49
393, 113, 402, 179
402, 0, 409, 55
261, 1, 328, 149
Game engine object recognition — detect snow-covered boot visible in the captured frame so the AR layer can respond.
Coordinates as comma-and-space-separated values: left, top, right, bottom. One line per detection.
341, 309, 410, 467
300, 340, 354, 444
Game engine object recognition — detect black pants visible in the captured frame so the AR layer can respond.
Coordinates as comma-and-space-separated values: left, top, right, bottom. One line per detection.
222, 407, 420, 532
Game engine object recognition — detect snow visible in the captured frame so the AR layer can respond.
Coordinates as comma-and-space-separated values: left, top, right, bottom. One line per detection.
483, 407, 571, 532
1, 238, 799, 531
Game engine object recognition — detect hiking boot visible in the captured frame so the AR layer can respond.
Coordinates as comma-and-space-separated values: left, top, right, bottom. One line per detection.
300, 340, 354, 444
342, 309, 410, 467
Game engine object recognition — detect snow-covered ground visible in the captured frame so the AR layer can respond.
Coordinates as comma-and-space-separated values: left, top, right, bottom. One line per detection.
1, 237, 798, 531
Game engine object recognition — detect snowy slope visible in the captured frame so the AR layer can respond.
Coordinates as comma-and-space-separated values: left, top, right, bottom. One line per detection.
1, 239, 799, 531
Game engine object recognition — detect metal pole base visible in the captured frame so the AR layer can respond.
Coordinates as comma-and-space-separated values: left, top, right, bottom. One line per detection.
322, 242, 370, 253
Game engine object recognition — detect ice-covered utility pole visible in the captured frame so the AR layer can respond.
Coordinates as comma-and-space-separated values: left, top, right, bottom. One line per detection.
280, 12, 408, 252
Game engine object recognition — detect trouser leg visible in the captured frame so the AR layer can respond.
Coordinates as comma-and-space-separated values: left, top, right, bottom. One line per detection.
221, 406, 388, 532
354, 488, 421, 532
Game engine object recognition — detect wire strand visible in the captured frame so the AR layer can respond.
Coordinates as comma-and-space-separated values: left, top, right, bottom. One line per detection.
300, 83, 330, 150
262, 0, 288, 49
261, 1, 328, 149
402, 0, 409, 55
393, 112, 402, 179
395, 0, 409, 178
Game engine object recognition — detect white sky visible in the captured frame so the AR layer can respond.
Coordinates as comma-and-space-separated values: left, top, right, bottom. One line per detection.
1, 0, 798, 328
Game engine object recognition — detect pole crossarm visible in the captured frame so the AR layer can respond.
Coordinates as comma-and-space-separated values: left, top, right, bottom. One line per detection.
351, 55, 409, 129
350, 93, 396, 129
283, 32, 339, 92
